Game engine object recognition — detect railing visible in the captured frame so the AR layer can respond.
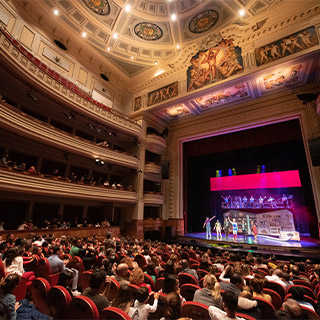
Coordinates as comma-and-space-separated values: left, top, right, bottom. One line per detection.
0, 26, 141, 136
0, 101, 140, 169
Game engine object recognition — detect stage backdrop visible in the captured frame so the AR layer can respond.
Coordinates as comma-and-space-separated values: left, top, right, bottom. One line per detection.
184, 119, 318, 237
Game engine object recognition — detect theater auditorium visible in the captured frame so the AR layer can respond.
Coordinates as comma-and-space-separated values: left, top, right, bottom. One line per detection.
0, 0, 320, 319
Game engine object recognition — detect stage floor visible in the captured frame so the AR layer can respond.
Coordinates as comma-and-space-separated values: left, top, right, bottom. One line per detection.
177, 232, 320, 259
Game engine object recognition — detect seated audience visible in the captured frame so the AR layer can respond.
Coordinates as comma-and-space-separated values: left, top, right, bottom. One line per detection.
289, 286, 315, 312
129, 267, 151, 293
112, 284, 138, 319
282, 298, 304, 319
82, 269, 110, 313
209, 290, 244, 320
250, 278, 272, 303
161, 291, 182, 320
219, 272, 244, 296
266, 269, 286, 288
0, 274, 20, 320
193, 274, 222, 309
178, 259, 199, 282
134, 287, 159, 320
112, 263, 130, 286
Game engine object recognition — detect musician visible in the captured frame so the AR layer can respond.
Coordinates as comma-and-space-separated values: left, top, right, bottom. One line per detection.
267, 196, 275, 208
258, 196, 266, 208
243, 196, 248, 208
249, 196, 254, 208
223, 217, 230, 240
282, 194, 288, 207
228, 217, 238, 242
221, 195, 230, 208
241, 220, 248, 241
203, 215, 215, 239
214, 220, 222, 240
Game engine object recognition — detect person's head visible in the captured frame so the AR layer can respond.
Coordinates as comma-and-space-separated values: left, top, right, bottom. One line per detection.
102, 257, 112, 271
52, 245, 62, 255
233, 218, 236, 222
291, 265, 300, 276
116, 263, 129, 278
241, 264, 251, 277
239, 290, 253, 300
283, 299, 303, 319
164, 260, 175, 277
230, 273, 244, 289
204, 274, 221, 299
222, 291, 238, 314
57, 269, 75, 288
136, 286, 149, 303
162, 275, 179, 294
250, 278, 263, 294
165, 291, 182, 320
275, 310, 291, 320
90, 269, 106, 291
146, 261, 156, 276
4, 247, 18, 267
274, 269, 283, 278
112, 284, 133, 310
206, 216, 209, 220
290, 286, 305, 301
179, 259, 189, 270
129, 267, 144, 285
0, 274, 20, 294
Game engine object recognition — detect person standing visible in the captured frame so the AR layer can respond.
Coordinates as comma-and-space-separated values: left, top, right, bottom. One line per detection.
214, 220, 222, 241
203, 216, 215, 239
241, 220, 248, 242
223, 218, 230, 240
252, 222, 258, 242
228, 217, 238, 242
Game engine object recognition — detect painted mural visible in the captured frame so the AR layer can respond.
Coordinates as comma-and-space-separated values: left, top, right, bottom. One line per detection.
134, 96, 142, 111
81, 0, 110, 15
193, 83, 249, 109
255, 27, 318, 67
259, 63, 307, 92
187, 39, 243, 92
189, 10, 219, 34
147, 82, 178, 107
160, 104, 190, 119
134, 22, 163, 41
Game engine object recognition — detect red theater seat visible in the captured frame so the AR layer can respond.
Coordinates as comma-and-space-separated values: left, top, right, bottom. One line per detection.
106, 278, 120, 302
100, 306, 132, 319
178, 272, 198, 286
236, 313, 257, 320
147, 292, 167, 320
293, 279, 313, 291
253, 297, 276, 319
12, 276, 27, 302
34, 258, 60, 286
300, 305, 320, 320
68, 295, 99, 319
48, 285, 72, 319
144, 273, 155, 291
288, 285, 316, 300
134, 254, 147, 268
196, 269, 209, 280
180, 283, 201, 301
67, 256, 85, 288
31, 277, 51, 315
81, 270, 92, 291
263, 288, 283, 310
268, 281, 286, 300
181, 301, 211, 319
155, 277, 164, 292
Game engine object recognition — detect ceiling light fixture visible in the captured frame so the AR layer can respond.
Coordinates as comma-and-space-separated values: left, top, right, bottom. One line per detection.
53, 9, 59, 16
154, 61, 158, 65
107, 47, 111, 51
113, 33, 118, 39
82, 32, 87, 38
131, 56, 134, 60
154, 69, 164, 77
125, 4, 131, 12
171, 13, 177, 21
239, 9, 245, 17
176, 44, 180, 49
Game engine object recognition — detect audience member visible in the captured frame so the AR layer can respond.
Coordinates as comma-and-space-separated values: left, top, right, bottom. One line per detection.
0, 274, 20, 320
129, 267, 151, 293
289, 286, 315, 312
134, 286, 159, 320
282, 298, 304, 319
178, 259, 199, 282
250, 278, 272, 303
112, 284, 138, 319
112, 263, 130, 286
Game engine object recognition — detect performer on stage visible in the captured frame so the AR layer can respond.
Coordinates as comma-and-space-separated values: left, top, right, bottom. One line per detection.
267, 196, 275, 208
243, 196, 248, 208
221, 195, 230, 208
203, 215, 215, 239
259, 196, 266, 208
214, 219, 222, 240
249, 196, 255, 208
241, 220, 248, 241
228, 217, 238, 242
252, 222, 258, 242
282, 194, 288, 207
223, 217, 230, 240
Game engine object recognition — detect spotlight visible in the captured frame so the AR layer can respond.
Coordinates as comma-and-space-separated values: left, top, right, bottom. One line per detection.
256, 165, 261, 174
232, 168, 237, 175
95, 159, 100, 163
216, 170, 222, 177
228, 169, 232, 176
261, 165, 266, 173
100, 160, 104, 165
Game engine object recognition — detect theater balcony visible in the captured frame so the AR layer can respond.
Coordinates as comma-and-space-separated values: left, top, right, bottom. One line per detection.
144, 162, 162, 176
143, 192, 164, 206
0, 27, 141, 139
0, 166, 137, 204
146, 134, 166, 155
0, 101, 139, 169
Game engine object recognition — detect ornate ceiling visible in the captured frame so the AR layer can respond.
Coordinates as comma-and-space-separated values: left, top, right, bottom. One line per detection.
9, 0, 283, 80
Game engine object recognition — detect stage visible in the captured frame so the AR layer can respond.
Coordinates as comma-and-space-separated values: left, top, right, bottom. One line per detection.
176, 231, 320, 260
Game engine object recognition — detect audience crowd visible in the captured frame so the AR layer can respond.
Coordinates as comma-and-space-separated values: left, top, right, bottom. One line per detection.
0, 231, 319, 319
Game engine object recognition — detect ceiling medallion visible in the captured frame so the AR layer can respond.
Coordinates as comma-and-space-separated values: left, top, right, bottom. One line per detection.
81, 0, 110, 15
134, 22, 163, 41
189, 10, 219, 34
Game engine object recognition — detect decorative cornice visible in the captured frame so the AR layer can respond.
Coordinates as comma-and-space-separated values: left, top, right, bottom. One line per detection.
0, 168, 137, 203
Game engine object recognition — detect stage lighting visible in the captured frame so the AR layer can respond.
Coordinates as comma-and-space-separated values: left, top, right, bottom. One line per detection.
232, 168, 237, 175
228, 169, 232, 176
256, 165, 261, 174
216, 170, 222, 177
95, 159, 100, 163
100, 160, 104, 165
261, 165, 266, 173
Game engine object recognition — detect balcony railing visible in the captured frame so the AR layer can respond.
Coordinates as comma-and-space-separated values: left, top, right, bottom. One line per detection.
146, 134, 166, 155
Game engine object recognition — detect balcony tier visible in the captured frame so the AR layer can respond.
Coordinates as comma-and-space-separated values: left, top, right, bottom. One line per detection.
146, 134, 166, 155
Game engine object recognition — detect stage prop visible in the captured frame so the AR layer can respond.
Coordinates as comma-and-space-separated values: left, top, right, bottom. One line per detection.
223, 209, 299, 240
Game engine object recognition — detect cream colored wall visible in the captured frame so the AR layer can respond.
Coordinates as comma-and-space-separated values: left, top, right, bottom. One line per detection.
166, 84, 320, 224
